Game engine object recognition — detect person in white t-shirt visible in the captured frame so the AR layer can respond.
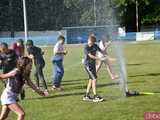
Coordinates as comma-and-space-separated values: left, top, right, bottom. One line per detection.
96, 39, 118, 80
52, 35, 67, 90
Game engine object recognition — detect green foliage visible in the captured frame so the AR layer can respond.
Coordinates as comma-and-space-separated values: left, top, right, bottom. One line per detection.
0, 0, 160, 31
141, 2, 160, 24
115, 0, 160, 25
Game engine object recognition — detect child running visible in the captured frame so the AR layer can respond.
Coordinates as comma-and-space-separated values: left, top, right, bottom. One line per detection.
96, 38, 118, 80
83, 35, 106, 102
0, 57, 47, 120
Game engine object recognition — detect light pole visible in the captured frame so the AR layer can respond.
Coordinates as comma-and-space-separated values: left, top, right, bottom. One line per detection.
93, 0, 97, 26
22, 0, 28, 42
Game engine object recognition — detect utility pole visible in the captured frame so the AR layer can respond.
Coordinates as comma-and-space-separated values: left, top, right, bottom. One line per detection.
22, 0, 28, 42
93, 0, 97, 26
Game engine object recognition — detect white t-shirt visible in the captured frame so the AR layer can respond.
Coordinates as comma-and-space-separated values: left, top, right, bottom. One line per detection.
53, 42, 64, 60
97, 40, 107, 58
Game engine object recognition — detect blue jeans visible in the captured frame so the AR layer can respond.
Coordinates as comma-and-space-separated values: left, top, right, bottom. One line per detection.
52, 60, 64, 87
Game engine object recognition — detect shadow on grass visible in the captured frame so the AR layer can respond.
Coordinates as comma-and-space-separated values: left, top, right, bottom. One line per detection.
104, 95, 123, 101
26, 79, 146, 91
129, 73, 160, 78
25, 91, 123, 102
63, 82, 119, 91
127, 63, 144, 66
127, 80, 145, 84
25, 91, 85, 101
44, 78, 87, 87
63, 78, 87, 83
25, 80, 156, 101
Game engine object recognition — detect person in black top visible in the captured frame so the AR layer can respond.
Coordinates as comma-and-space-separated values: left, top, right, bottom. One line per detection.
83, 35, 107, 102
26, 40, 48, 93
0, 42, 26, 100
0, 42, 17, 74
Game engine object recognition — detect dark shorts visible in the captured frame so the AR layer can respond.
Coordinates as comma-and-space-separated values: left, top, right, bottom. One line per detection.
85, 64, 97, 80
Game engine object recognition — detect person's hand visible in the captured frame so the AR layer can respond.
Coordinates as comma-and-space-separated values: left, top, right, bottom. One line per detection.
8, 69, 18, 77
100, 57, 107, 61
81, 58, 85, 64
44, 90, 49, 96
28, 54, 34, 59
64, 50, 68, 55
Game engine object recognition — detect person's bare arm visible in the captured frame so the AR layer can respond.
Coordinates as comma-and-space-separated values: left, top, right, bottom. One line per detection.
0, 69, 17, 79
0, 73, 12, 79
26, 78, 46, 96
88, 53, 100, 60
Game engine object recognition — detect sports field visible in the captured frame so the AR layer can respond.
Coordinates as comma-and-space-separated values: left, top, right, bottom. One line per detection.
1, 41, 160, 120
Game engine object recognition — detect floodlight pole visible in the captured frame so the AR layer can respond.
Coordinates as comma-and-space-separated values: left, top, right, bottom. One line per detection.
93, 0, 97, 26
22, 0, 28, 42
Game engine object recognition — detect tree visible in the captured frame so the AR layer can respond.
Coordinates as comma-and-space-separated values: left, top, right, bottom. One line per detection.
114, 0, 160, 31
0, 0, 160, 32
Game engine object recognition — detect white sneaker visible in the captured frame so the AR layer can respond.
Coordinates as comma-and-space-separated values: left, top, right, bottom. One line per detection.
83, 95, 93, 101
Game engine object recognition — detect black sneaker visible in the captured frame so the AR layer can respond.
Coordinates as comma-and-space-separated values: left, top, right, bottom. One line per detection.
93, 95, 104, 102
83, 95, 93, 101
126, 91, 139, 97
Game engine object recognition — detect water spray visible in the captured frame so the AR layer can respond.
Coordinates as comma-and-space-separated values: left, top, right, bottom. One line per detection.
111, 39, 155, 97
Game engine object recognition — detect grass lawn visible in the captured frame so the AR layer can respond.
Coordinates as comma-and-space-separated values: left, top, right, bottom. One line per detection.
1, 41, 160, 120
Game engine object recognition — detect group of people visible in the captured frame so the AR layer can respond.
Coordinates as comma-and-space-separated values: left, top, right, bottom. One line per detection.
0, 40, 48, 120
0, 34, 117, 120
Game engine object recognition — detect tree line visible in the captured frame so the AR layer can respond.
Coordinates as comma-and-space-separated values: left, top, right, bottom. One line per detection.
0, 0, 160, 32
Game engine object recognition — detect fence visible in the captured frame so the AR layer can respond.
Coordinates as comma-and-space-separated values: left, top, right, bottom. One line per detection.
0, 30, 160, 45
0, 30, 66, 45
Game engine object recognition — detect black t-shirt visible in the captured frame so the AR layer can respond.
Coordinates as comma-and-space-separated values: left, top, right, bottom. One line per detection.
27, 46, 45, 65
84, 44, 102, 65
0, 50, 17, 73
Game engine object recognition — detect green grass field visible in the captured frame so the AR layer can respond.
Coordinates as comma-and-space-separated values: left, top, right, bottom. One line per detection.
1, 41, 160, 120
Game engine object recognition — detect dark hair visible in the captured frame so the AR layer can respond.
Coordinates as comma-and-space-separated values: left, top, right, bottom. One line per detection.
17, 57, 32, 79
0, 42, 8, 48
17, 39, 24, 44
58, 35, 65, 41
26, 40, 33, 46
88, 35, 96, 42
